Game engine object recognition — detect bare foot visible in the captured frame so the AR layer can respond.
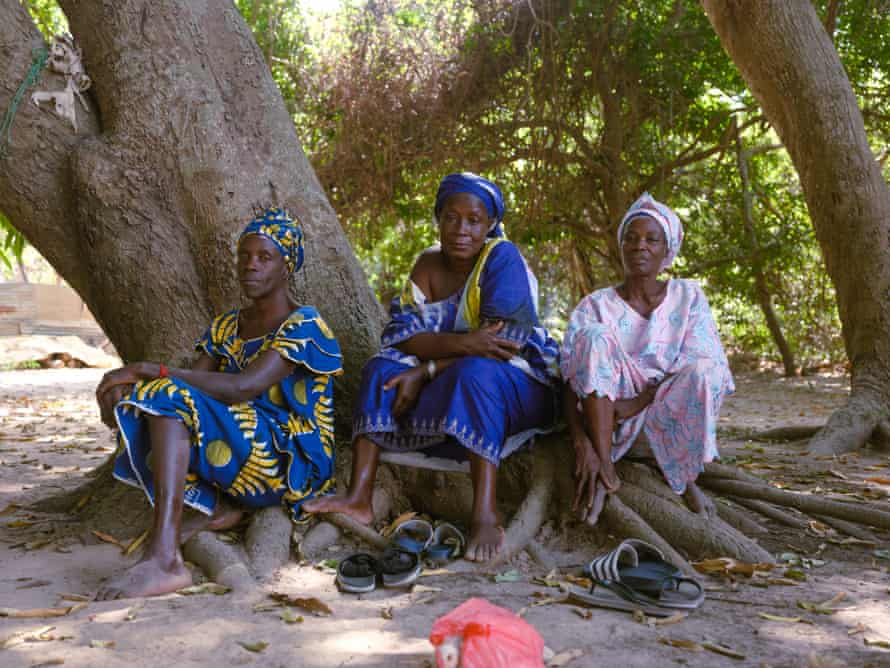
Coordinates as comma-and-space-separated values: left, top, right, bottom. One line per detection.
465, 517, 504, 563
96, 554, 192, 600
302, 494, 373, 525
682, 481, 715, 516
180, 502, 244, 545
598, 460, 621, 493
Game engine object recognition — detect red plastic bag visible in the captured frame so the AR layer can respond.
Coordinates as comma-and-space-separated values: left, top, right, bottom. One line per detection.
430, 597, 545, 668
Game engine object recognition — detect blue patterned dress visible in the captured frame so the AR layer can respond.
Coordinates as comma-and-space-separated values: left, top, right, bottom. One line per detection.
112, 306, 342, 521
354, 239, 560, 465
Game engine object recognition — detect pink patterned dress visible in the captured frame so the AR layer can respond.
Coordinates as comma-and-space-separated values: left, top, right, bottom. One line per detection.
559, 279, 734, 493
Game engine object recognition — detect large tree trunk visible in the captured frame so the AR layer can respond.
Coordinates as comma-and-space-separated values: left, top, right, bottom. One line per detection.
702, 0, 890, 454
0, 0, 384, 402
0, 0, 384, 581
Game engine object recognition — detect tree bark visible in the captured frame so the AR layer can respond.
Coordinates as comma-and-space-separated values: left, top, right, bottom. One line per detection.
0, 0, 385, 409
702, 0, 890, 454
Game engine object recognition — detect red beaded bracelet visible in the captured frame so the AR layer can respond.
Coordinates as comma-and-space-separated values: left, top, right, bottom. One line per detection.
158, 363, 169, 378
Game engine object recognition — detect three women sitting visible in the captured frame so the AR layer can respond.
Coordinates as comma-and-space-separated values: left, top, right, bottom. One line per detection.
304, 173, 561, 562
560, 193, 734, 523
97, 183, 733, 598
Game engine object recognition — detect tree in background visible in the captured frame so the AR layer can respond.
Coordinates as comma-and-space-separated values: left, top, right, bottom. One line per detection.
703, 0, 890, 455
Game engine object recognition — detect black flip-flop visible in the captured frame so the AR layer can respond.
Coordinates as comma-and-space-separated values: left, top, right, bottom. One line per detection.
337, 553, 380, 594
380, 547, 422, 588
584, 539, 704, 611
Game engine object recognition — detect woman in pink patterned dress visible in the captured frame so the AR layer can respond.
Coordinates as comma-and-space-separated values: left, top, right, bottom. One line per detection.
559, 193, 734, 523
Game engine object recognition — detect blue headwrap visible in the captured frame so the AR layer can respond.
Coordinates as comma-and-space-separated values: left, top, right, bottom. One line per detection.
238, 207, 304, 274
434, 172, 506, 238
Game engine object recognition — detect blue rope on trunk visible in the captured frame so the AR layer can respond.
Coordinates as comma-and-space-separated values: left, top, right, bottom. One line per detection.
0, 46, 49, 160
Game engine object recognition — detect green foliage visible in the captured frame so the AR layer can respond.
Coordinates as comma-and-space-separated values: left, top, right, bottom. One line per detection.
236, 0, 890, 367
0, 212, 26, 271
26, 0, 68, 38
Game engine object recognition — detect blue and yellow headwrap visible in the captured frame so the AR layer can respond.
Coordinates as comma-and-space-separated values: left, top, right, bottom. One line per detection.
238, 207, 304, 274
434, 172, 506, 238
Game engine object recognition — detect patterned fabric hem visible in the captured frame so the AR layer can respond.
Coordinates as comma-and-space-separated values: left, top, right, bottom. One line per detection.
355, 413, 539, 466
567, 379, 619, 402
111, 471, 216, 516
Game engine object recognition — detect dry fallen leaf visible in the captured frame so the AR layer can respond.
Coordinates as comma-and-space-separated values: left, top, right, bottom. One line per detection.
57, 593, 91, 602
658, 637, 702, 651
654, 613, 688, 626
758, 612, 811, 624
0, 603, 86, 619
572, 608, 592, 620
692, 558, 773, 578
252, 601, 283, 612
122, 529, 149, 556
381, 511, 418, 537
412, 585, 442, 594
547, 648, 584, 667
30, 659, 65, 667
847, 623, 868, 636
864, 477, 890, 485
0, 503, 21, 516
237, 640, 268, 653
701, 641, 746, 660
91, 530, 124, 548
270, 593, 332, 617
89, 639, 115, 649
864, 638, 890, 649
279, 609, 304, 624
176, 583, 231, 596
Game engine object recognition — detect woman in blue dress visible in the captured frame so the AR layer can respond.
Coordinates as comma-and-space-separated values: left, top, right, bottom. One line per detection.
94, 208, 342, 599
304, 173, 559, 561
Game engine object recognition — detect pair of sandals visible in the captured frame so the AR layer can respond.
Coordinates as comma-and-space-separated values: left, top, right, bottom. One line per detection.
568, 539, 705, 617
336, 519, 465, 594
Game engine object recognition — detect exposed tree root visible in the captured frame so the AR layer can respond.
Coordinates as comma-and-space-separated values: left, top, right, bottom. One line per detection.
699, 477, 890, 530
182, 532, 254, 590
749, 425, 821, 442
298, 520, 344, 560
490, 441, 556, 568
524, 541, 557, 572
616, 478, 773, 564
812, 514, 879, 543
714, 500, 768, 535
321, 512, 389, 551
244, 507, 293, 579
813, 515, 880, 545
730, 497, 808, 529
704, 462, 774, 484
807, 392, 888, 455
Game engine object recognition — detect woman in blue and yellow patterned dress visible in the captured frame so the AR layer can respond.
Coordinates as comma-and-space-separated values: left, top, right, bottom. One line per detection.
94, 208, 342, 599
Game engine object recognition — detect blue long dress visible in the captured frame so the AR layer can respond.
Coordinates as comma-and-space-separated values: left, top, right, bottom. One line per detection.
112, 306, 342, 521
353, 239, 559, 464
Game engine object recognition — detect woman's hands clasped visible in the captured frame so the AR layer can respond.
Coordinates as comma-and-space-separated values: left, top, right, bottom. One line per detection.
461, 321, 521, 360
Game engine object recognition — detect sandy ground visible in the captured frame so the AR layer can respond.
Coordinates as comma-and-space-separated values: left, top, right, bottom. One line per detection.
0, 368, 888, 668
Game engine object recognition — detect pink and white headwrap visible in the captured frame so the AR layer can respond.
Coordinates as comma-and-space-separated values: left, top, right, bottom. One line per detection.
616, 192, 684, 272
